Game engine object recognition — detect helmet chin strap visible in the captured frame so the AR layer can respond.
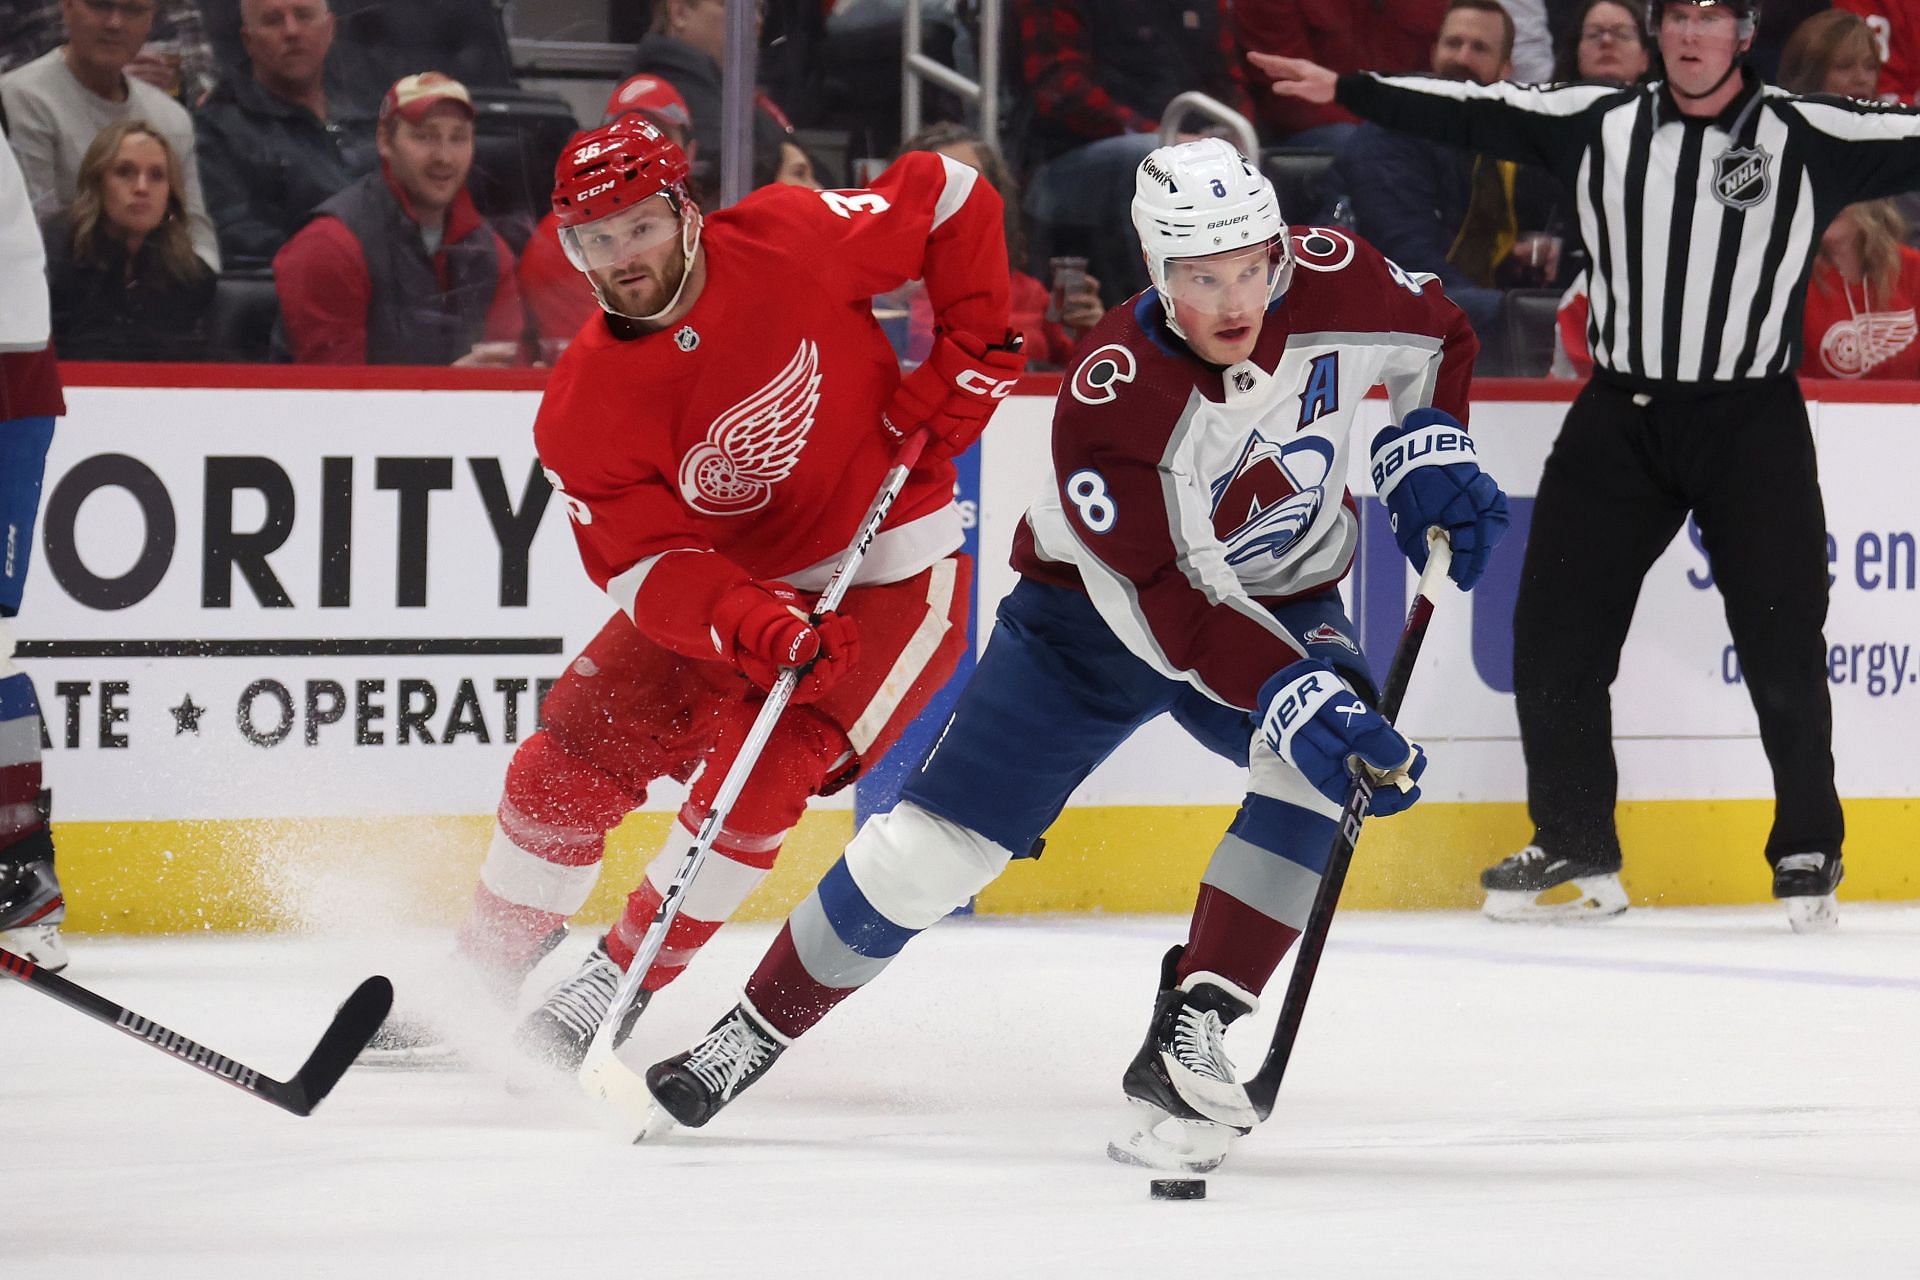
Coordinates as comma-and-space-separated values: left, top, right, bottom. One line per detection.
1671, 56, 1743, 100
592, 204, 704, 326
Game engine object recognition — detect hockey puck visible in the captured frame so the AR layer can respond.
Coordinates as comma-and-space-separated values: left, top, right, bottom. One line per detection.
1149, 1178, 1206, 1201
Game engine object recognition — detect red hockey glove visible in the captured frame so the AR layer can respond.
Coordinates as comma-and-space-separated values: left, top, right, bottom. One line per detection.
710, 581, 862, 703
881, 330, 1025, 461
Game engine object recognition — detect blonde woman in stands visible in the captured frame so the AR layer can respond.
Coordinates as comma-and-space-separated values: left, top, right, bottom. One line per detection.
44, 118, 213, 361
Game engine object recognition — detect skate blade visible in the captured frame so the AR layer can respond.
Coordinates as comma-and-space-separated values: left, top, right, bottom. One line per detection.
632, 1103, 679, 1144
0, 924, 68, 972
1107, 1105, 1233, 1174
1785, 894, 1839, 934
1482, 875, 1628, 925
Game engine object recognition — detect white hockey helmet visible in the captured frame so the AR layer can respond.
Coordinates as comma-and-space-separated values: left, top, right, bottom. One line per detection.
1131, 138, 1291, 340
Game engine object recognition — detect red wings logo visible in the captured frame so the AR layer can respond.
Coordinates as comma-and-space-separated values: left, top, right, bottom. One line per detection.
677, 340, 821, 516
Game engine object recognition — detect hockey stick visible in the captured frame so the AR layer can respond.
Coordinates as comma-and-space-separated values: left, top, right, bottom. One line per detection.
1244, 530, 1452, 1123
0, 945, 392, 1117
580, 429, 931, 1128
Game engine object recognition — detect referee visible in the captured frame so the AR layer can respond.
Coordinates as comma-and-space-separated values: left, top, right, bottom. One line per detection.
1255, 0, 1916, 932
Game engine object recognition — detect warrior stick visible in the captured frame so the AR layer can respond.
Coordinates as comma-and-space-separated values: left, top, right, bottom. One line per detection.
0, 945, 392, 1117
1244, 531, 1452, 1122
580, 430, 930, 1129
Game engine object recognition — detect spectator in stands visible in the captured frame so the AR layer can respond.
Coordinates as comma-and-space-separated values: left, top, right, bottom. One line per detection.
632, 0, 795, 196
193, 0, 375, 271
1013, 0, 1254, 306
1330, 0, 1571, 343
1801, 198, 1920, 377
1835, 0, 1920, 104
1234, 1, 1447, 150
895, 122, 1104, 371
1, 0, 218, 266
43, 117, 213, 360
759, 136, 821, 188
1780, 7, 1885, 101
521, 73, 698, 352
1502, 0, 1558, 80
2, 0, 217, 103
1553, 0, 1654, 82
272, 72, 525, 366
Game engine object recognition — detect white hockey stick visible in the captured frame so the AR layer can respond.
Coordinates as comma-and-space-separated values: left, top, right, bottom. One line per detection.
580, 430, 930, 1130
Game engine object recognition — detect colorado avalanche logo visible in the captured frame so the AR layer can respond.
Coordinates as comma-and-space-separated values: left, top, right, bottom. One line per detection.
678, 339, 820, 516
1070, 343, 1138, 406
1290, 227, 1356, 274
1302, 622, 1359, 655
1209, 431, 1336, 566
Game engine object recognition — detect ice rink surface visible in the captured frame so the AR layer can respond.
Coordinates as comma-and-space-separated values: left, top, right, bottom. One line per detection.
6, 907, 1918, 1279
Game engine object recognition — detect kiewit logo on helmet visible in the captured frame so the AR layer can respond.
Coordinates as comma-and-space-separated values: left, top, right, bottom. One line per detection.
1142, 158, 1175, 188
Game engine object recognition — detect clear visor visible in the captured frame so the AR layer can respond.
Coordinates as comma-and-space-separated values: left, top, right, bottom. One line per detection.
560, 193, 683, 272
1159, 241, 1282, 320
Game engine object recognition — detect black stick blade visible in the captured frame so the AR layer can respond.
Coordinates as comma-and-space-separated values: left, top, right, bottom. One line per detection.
282, 976, 394, 1116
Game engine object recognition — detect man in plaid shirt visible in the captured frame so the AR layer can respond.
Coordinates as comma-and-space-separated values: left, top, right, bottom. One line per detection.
1013, 0, 1254, 304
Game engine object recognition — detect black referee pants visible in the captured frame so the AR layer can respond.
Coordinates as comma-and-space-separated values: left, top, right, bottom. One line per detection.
1511, 374, 1843, 872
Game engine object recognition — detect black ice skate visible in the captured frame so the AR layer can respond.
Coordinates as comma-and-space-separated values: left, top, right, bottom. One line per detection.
0, 826, 68, 973
360, 926, 568, 1071
644, 1002, 789, 1130
1107, 946, 1255, 1175
1773, 852, 1843, 934
513, 935, 634, 1072
1480, 844, 1627, 923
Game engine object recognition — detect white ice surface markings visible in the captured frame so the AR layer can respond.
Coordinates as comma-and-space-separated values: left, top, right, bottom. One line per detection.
3, 908, 1917, 1279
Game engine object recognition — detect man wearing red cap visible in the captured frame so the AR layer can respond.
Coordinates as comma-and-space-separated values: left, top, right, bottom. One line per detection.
271, 71, 526, 365
520, 74, 698, 351
367, 115, 1021, 1070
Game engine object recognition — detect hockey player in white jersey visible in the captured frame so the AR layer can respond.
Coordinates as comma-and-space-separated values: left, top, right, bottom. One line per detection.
640, 139, 1510, 1170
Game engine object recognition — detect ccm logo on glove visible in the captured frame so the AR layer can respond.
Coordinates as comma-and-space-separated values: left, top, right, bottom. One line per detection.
955, 367, 1019, 399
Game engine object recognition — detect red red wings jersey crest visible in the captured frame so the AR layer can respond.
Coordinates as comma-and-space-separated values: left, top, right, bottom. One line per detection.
676, 339, 822, 515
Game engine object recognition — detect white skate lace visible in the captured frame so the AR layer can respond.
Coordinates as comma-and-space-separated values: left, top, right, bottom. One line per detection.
1777, 853, 1826, 874
544, 956, 620, 1040
1506, 845, 1548, 869
1171, 1006, 1235, 1084
683, 1014, 775, 1100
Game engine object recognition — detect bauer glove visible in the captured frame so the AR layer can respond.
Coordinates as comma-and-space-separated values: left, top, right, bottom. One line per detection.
1369, 408, 1510, 591
882, 330, 1025, 461
710, 581, 861, 703
1258, 659, 1425, 817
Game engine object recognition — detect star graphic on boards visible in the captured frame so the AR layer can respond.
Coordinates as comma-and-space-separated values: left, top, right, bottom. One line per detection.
170, 694, 206, 735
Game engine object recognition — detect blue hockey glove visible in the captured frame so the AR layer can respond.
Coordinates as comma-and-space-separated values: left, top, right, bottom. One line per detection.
1258, 660, 1426, 817
1369, 407, 1510, 591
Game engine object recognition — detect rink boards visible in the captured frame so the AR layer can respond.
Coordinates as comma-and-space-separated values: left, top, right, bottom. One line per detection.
20, 368, 1920, 932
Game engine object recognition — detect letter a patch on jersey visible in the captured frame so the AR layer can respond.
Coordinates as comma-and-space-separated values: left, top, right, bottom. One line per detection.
678, 340, 820, 516
1298, 352, 1339, 429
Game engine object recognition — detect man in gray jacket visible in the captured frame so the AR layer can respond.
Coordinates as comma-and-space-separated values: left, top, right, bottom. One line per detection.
193, 0, 375, 270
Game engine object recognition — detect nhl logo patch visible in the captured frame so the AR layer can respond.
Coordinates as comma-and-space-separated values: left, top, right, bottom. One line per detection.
1232, 370, 1257, 393
1711, 145, 1771, 210
674, 325, 700, 352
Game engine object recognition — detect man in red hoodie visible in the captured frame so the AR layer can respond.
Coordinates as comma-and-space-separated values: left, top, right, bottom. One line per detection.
272, 71, 526, 365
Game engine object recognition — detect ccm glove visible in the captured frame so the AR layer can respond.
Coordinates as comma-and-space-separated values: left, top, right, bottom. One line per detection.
1258, 659, 1426, 817
710, 581, 861, 703
1369, 407, 1510, 591
882, 330, 1025, 460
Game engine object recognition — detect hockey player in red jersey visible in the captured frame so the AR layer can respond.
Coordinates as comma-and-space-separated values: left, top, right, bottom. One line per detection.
369, 116, 1020, 1068
639, 139, 1509, 1170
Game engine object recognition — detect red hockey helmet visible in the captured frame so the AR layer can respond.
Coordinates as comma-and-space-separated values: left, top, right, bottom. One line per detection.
552, 117, 694, 273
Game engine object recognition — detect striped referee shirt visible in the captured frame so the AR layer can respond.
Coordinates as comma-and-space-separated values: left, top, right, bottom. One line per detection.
1337, 67, 1920, 387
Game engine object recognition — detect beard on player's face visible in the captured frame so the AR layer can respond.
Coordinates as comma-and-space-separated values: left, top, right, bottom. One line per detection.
594, 239, 686, 317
